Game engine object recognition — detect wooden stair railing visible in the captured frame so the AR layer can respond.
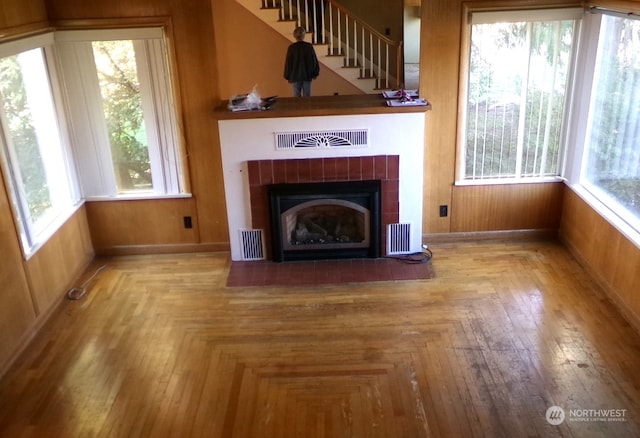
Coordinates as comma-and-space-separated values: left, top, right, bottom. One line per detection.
261, 0, 403, 90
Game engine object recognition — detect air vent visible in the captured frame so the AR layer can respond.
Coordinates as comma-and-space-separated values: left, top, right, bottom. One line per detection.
387, 223, 412, 255
275, 129, 369, 150
239, 229, 265, 260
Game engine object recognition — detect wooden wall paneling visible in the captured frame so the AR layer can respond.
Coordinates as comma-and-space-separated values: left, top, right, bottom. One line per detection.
0, 171, 37, 375
166, 0, 229, 245
85, 198, 199, 250
339, 0, 404, 41
44, 0, 165, 19
24, 206, 94, 317
0, 0, 48, 38
451, 182, 564, 232
560, 188, 640, 330
419, 1, 461, 234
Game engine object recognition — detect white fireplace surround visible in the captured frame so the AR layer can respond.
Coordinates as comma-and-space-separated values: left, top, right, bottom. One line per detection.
218, 113, 426, 261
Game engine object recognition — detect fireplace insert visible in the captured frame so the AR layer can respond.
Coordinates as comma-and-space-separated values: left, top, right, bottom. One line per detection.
268, 180, 381, 261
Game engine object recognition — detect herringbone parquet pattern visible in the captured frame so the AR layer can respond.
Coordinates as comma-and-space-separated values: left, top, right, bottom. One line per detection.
1, 240, 640, 437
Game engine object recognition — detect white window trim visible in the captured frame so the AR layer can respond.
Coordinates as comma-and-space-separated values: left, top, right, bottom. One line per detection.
0, 34, 82, 257
55, 27, 185, 198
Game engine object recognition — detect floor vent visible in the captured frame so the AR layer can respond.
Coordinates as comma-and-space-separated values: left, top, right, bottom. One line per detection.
387, 223, 412, 255
239, 229, 265, 260
275, 129, 369, 149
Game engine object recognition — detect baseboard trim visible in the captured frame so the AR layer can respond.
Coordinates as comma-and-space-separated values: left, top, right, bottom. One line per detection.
94, 242, 230, 256
423, 229, 559, 244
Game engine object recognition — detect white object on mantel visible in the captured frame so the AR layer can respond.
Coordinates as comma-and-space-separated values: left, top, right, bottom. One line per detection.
218, 113, 426, 261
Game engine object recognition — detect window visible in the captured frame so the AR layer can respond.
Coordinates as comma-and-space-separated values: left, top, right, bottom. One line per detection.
581, 12, 640, 232
55, 28, 184, 198
461, 8, 581, 181
0, 36, 79, 254
0, 27, 185, 256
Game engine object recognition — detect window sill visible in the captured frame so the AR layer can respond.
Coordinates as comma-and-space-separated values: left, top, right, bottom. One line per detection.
454, 176, 564, 187
84, 193, 193, 202
23, 200, 86, 261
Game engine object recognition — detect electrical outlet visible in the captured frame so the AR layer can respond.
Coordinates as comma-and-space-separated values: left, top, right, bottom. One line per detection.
183, 216, 193, 229
439, 205, 448, 217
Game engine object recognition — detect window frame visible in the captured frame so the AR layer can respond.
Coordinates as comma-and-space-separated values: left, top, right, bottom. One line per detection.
456, 5, 584, 186
564, 8, 640, 244
0, 33, 82, 257
54, 27, 187, 199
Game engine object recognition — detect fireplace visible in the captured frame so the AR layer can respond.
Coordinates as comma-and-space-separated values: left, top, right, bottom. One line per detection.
269, 180, 381, 261
217, 110, 426, 261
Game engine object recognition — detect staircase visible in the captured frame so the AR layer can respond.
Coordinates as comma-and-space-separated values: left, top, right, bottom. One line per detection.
235, 0, 403, 93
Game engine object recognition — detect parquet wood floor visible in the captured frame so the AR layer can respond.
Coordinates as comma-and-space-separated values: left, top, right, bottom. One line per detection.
1, 239, 640, 437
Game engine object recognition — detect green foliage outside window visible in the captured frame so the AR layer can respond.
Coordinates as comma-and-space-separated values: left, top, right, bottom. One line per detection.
585, 16, 640, 218
92, 41, 151, 192
466, 20, 574, 179
0, 55, 51, 220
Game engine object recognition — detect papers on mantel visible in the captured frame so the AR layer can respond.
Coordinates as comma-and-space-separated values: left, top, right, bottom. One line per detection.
386, 98, 428, 107
382, 89, 419, 99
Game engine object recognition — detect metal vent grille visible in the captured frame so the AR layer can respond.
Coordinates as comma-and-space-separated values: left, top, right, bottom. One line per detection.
387, 223, 412, 255
275, 129, 369, 150
239, 229, 265, 260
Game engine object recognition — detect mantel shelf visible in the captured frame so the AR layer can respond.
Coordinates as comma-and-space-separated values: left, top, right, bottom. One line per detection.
215, 94, 431, 120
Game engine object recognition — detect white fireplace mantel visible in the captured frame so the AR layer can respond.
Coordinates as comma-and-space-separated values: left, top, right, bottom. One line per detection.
216, 95, 429, 261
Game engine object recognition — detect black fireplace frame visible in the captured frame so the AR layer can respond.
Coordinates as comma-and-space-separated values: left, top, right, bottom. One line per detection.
268, 180, 382, 262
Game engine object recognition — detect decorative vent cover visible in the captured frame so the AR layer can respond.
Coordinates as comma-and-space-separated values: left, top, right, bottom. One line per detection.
239, 229, 265, 261
275, 129, 369, 150
387, 223, 412, 255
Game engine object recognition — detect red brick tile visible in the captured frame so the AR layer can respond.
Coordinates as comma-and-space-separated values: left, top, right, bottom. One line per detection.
387, 155, 400, 180
323, 158, 337, 180
348, 157, 362, 180
309, 159, 324, 181
383, 212, 400, 226
282, 160, 296, 183
374, 156, 387, 179
361, 156, 375, 180
226, 258, 434, 287
247, 161, 261, 186
336, 158, 350, 180
272, 160, 287, 184
259, 160, 274, 185
296, 159, 311, 182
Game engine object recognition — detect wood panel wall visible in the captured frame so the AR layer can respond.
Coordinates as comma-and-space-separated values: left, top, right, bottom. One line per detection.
0, 167, 36, 375
25, 207, 94, 315
0, 0, 48, 36
451, 182, 564, 232
561, 188, 640, 330
84, 198, 219, 255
